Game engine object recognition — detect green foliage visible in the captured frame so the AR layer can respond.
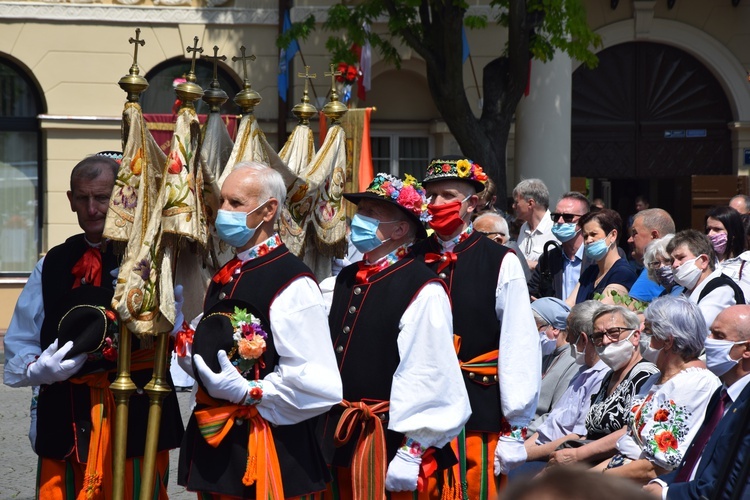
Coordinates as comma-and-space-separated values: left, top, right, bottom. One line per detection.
592, 290, 648, 312
277, 1, 601, 69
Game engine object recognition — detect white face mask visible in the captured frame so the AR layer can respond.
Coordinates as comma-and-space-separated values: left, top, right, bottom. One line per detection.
539, 328, 557, 356
569, 342, 586, 366
596, 330, 636, 371
705, 337, 749, 377
673, 256, 703, 290
640, 337, 663, 365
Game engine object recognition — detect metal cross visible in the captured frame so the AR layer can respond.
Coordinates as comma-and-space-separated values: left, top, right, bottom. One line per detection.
128, 28, 145, 67
297, 65, 317, 95
232, 46, 256, 82
186, 36, 203, 75
324, 63, 342, 91
203, 46, 226, 82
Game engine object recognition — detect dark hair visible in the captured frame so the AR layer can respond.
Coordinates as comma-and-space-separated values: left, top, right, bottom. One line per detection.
705, 205, 746, 258
559, 191, 591, 213
577, 208, 622, 242
667, 229, 716, 272
70, 156, 119, 192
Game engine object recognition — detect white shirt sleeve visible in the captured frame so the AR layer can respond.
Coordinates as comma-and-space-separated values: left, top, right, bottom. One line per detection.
388, 282, 471, 448
3, 258, 45, 388
696, 285, 737, 333
258, 276, 343, 425
496, 252, 541, 427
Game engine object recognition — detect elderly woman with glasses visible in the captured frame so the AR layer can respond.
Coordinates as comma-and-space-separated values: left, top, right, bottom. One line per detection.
597, 295, 721, 483
547, 305, 658, 467
643, 235, 684, 298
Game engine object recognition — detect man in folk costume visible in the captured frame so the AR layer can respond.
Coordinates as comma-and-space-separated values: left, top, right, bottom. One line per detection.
323, 173, 471, 498
177, 162, 343, 498
3, 154, 184, 499
410, 157, 541, 498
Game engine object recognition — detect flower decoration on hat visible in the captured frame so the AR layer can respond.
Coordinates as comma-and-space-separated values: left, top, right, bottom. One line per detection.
367, 173, 432, 223
424, 158, 488, 190
225, 306, 268, 378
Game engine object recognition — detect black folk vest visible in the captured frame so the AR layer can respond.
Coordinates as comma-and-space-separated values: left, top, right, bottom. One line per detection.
324, 257, 443, 466
411, 230, 509, 432
36, 234, 184, 461
178, 245, 330, 498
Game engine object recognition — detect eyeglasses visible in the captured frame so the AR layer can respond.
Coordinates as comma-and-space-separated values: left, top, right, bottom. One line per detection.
550, 212, 584, 223
477, 231, 505, 238
591, 327, 634, 346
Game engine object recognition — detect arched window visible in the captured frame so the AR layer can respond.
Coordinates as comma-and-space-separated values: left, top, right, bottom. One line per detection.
0, 57, 43, 275
142, 57, 242, 115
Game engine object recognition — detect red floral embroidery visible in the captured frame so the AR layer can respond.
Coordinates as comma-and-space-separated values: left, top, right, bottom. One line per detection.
655, 431, 679, 452
167, 150, 182, 174
654, 409, 670, 422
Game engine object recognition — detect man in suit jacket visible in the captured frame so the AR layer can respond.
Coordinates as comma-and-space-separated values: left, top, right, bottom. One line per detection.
644, 305, 750, 499
528, 192, 590, 301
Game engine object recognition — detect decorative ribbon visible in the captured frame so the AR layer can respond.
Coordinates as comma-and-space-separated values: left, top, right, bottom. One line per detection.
194, 389, 284, 497
334, 400, 390, 500
453, 335, 499, 378
354, 260, 388, 284
68, 349, 154, 500
212, 257, 243, 285
424, 252, 457, 275
71, 247, 102, 288
174, 322, 194, 357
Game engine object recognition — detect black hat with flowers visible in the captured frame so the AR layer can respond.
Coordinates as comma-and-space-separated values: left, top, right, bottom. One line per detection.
343, 173, 432, 238
422, 155, 488, 192
192, 299, 271, 396
57, 286, 119, 362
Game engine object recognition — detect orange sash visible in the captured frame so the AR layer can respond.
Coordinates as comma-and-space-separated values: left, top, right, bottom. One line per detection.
333, 400, 390, 500
194, 390, 284, 499
453, 335, 499, 378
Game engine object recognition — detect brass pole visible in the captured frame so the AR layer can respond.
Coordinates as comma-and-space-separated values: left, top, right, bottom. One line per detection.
111, 324, 136, 500
138, 332, 171, 500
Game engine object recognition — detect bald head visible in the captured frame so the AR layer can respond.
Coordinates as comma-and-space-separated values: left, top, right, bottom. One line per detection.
730, 195, 750, 215
711, 305, 750, 342
630, 208, 675, 262
474, 212, 509, 244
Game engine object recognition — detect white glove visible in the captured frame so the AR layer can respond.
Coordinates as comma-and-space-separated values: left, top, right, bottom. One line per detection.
194, 350, 248, 404
176, 340, 195, 379
494, 436, 528, 476
170, 284, 185, 336
26, 340, 87, 386
385, 449, 421, 492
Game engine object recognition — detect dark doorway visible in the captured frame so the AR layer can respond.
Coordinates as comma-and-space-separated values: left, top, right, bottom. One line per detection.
572, 41, 733, 231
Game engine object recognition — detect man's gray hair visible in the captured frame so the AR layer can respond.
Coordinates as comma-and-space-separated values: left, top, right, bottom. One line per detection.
644, 295, 706, 360
233, 161, 286, 223
70, 156, 119, 191
633, 208, 675, 236
593, 304, 640, 330
512, 178, 549, 209
567, 300, 606, 342
474, 212, 509, 235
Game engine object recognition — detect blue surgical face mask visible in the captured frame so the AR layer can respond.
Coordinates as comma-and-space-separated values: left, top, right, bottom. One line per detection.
350, 213, 397, 254
215, 200, 268, 248
585, 235, 611, 261
551, 222, 578, 243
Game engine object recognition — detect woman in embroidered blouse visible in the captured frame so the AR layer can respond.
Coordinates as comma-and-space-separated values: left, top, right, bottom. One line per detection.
596, 295, 721, 483
547, 305, 658, 467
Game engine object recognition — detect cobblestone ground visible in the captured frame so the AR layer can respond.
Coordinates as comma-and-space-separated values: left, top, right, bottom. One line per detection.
0, 368, 195, 500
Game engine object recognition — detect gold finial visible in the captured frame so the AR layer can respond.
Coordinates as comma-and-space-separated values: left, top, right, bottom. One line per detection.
292, 65, 317, 125
322, 63, 347, 123
202, 45, 228, 112
118, 28, 149, 102
175, 36, 204, 109
231, 45, 262, 114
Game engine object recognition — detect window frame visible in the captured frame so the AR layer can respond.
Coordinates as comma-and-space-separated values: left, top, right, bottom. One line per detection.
370, 131, 433, 177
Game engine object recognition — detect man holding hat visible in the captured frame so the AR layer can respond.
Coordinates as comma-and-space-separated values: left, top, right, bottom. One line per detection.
410, 157, 541, 497
177, 162, 342, 498
529, 297, 579, 433
3, 153, 184, 498
323, 173, 470, 497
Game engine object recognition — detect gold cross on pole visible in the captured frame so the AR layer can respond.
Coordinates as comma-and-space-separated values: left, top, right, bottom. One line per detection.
324, 63, 342, 92
297, 65, 316, 96
186, 36, 203, 76
203, 46, 226, 82
232, 45, 256, 83
128, 28, 145, 68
